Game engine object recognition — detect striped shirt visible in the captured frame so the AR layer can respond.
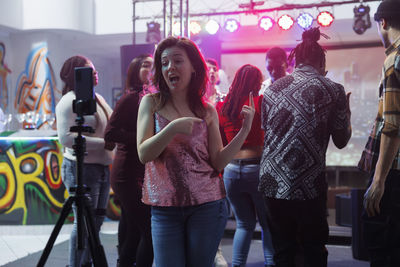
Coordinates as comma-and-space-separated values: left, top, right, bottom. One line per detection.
358, 37, 400, 172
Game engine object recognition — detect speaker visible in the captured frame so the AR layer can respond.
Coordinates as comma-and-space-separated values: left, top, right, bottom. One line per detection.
120, 44, 155, 89
335, 193, 352, 227
351, 188, 369, 261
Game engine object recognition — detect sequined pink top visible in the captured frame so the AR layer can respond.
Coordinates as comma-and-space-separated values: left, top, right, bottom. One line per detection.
142, 113, 226, 207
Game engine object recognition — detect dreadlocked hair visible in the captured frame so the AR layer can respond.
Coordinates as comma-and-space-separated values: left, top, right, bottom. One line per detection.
288, 27, 327, 68
222, 64, 262, 122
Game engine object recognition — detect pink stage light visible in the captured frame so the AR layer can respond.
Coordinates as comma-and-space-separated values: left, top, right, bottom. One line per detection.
205, 19, 220, 35
190, 21, 202, 35
317, 11, 334, 27
259, 16, 274, 31
277, 14, 294, 30
224, 18, 240, 33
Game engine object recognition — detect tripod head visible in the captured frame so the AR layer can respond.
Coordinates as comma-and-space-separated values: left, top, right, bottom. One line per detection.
70, 113, 95, 135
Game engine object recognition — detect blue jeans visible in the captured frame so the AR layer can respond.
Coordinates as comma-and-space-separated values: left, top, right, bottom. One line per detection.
151, 199, 228, 267
62, 158, 110, 267
224, 163, 274, 266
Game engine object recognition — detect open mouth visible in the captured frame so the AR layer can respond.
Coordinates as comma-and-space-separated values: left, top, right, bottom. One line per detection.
169, 75, 180, 83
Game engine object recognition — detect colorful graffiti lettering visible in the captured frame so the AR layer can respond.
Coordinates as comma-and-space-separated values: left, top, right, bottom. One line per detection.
0, 138, 68, 225
0, 42, 11, 111
14, 42, 60, 129
0, 137, 121, 224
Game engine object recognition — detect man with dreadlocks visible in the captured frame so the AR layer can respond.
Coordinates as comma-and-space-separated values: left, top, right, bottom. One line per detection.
258, 27, 352, 267
358, 0, 400, 266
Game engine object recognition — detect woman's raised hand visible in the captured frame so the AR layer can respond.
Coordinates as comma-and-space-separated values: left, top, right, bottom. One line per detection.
240, 92, 255, 132
172, 117, 203, 135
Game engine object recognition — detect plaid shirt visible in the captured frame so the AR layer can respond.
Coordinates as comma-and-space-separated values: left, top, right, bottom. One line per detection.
358, 37, 400, 172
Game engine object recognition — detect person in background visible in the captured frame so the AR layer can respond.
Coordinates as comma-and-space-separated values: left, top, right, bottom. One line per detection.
219, 64, 275, 267
56, 55, 113, 267
204, 57, 229, 267
136, 36, 255, 267
359, 1, 400, 265
259, 28, 352, 267
104, 54, 154, 267
259, 47, 289, 96
217, 67, 230, 96
204, 58, 225, 105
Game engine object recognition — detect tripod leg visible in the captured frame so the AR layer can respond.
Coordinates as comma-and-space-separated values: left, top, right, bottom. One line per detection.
83, 196, 108, 267
37, 196, 75, 267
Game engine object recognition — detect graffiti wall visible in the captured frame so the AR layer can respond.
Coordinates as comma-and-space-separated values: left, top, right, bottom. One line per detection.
0, 134, 121, 225
14, 42, 60, 129
0, 136, 68, 225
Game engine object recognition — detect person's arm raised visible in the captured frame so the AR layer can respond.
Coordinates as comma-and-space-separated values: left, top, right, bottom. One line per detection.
208, 92, 255, 172
136, 94, 203, 164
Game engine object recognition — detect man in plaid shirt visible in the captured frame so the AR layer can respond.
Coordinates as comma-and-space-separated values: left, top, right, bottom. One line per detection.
358, 0, 400, 265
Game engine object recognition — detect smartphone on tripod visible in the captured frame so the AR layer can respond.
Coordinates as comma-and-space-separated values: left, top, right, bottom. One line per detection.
73, 67, 96, 116
37, 66, 107, 267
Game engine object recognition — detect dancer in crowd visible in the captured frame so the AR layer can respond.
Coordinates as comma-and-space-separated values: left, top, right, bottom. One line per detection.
359, 1, 400, 265
136, 36, 255, 267
56, 55, 113, 267
104, 54, 154, 267
259, 47, 289, 96
204, 57, 228, 267
204, 58, 225, 105
259, 27, 352, 267
219, 64, 275, 267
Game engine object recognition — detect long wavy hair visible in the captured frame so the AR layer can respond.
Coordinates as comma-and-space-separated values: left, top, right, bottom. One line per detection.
288, 27, 327, 69
152, 36, 207, 118
125, 54, 152, 93
60, 55, 89, 95
222, 64, 263, 122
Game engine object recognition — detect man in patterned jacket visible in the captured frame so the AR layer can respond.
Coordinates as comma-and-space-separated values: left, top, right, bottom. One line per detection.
259, 27, 352, 267
359, 0, 400, 265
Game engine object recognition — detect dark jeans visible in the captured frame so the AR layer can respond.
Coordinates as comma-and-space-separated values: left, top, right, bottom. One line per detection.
264, 196, 329, 267
362, 170, 400, 267
112, 179, 153, 267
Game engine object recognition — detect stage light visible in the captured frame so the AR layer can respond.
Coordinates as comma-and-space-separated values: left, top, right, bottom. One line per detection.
353, 4, 371, 35
277, 14, 294, 30
317, 11, 334, 27
190, 21, 202, 35
146, 21, 161, 43
297, 13, 314, 29
259, 16, 274, 31
205, 19, 220, 35
224, 18, 240, 33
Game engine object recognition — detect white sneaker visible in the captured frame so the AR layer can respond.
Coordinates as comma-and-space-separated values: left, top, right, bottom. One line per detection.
214, 246, 228, 267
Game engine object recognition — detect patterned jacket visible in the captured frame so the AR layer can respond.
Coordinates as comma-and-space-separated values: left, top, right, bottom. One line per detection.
259, 64, 351, 200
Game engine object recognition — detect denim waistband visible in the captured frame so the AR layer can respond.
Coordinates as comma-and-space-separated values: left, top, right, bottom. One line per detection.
230, 157, 261, 165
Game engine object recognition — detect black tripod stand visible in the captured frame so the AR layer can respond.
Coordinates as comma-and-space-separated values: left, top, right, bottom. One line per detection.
37, 116, 108, 267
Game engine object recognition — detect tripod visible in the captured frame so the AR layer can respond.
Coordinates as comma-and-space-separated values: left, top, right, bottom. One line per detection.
37, 116, 108, 267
